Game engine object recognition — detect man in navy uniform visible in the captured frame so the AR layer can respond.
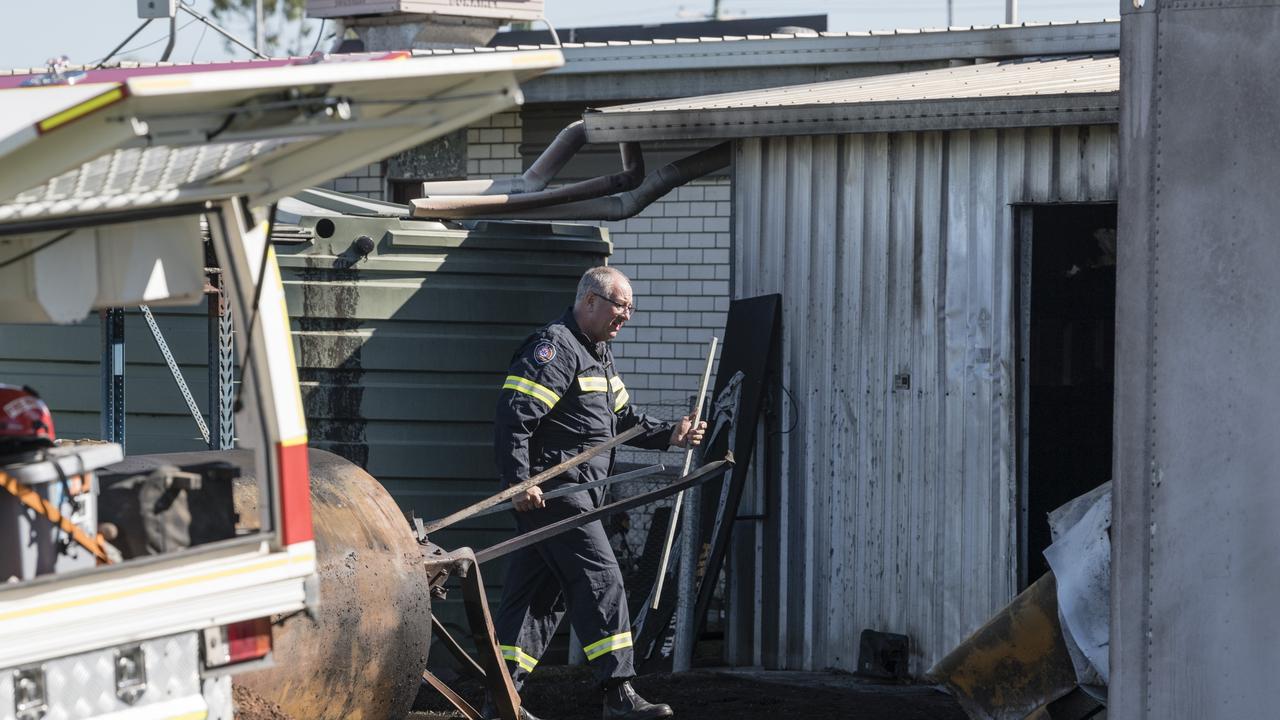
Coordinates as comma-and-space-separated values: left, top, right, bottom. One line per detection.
487, 266, 706, 720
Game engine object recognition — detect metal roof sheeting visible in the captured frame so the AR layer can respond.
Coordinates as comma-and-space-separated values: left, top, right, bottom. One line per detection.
584, 55, 1119, 142
727, 124, 1119, 674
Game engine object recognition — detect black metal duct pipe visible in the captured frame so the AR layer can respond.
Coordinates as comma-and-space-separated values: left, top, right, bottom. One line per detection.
418, 120, 587, 196
412, 142, 645, 216
414, 143, 731, 222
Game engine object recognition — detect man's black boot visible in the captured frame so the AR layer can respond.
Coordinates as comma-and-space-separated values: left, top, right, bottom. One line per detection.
602, 681, 673, 720
479, 694, 545, 720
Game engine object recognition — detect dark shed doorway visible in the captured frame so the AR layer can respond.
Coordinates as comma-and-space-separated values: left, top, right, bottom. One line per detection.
1017, 203, 1118, 587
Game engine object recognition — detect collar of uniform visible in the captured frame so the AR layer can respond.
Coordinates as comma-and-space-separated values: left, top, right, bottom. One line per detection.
560, 307, 607, 359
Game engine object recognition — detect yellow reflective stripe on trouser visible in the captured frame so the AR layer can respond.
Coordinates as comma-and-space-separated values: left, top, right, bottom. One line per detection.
583, 632, 633, 661
501, 645, 538, 672
610, 375, 630, 412
577, 376, 608, 392
503, 375, 560, 408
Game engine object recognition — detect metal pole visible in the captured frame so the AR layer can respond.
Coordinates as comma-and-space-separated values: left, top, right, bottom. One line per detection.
947, 0, 954, 26
100, 308, 126, 451
178, 4, 269, 59
255, 0, 265, 55
209, 268, 235, 450
652, 337, 718, 609
1006, 0, 1018, 24
159, 14, 177, 62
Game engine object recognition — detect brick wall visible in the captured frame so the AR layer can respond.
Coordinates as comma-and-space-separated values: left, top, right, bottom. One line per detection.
466, 111, 524, 178
315, 161, 385, 199
315, 109, 523, 199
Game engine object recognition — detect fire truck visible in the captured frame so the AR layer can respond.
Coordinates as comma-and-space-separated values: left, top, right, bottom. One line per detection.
0, 48, 560, 719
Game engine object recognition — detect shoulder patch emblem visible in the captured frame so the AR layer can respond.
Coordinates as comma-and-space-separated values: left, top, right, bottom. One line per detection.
534, 342, 557, 365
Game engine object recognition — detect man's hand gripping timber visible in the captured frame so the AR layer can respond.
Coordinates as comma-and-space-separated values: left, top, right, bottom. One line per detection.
669, 414, 707, 449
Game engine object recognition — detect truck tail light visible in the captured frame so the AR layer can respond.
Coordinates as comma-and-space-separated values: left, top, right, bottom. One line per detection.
277, 439, 312, 546
203, 617, 272, 668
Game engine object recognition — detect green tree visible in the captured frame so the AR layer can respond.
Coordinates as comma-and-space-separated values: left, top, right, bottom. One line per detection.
210, 0, 317, 57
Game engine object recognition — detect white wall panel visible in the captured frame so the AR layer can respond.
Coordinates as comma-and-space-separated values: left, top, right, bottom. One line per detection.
729, 124, 1119, 674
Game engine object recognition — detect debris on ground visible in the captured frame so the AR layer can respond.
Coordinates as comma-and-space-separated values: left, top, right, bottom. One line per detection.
410, 665, 967, 720
233, 684, 295, 720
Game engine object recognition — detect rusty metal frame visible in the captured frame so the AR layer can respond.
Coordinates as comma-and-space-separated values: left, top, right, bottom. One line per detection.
416, 457, 734, 720
421, 545, 520, 720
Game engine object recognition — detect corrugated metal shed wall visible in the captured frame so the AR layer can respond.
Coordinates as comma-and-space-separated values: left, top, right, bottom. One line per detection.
729, 125, 1118, 674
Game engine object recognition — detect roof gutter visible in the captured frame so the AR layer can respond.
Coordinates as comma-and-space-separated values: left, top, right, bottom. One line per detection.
412, 142, 730, 222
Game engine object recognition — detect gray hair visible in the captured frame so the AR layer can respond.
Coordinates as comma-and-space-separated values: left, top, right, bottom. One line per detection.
575, 266, 628, 304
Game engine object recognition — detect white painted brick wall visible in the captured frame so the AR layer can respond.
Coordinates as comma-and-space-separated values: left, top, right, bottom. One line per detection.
315, 109, 522, 199
466, 111, 524, 179
315, 161, 386, 200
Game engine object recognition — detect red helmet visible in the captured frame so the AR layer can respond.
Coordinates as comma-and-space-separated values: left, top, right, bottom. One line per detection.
0, 385, 55, 449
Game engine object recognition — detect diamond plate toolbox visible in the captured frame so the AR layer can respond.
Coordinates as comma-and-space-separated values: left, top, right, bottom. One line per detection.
0, 631, 228, 720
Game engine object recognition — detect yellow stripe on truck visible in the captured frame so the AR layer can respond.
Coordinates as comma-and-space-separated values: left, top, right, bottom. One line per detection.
37, 86, 126, 133
0, 550, 315, 623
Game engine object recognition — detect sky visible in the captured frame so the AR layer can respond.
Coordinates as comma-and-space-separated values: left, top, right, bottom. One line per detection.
0, 0, 1118, 71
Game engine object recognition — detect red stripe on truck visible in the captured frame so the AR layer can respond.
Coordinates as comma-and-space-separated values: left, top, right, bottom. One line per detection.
277, 440, 313, 545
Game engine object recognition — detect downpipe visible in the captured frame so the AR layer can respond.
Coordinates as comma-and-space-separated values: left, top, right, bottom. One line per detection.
418, 120, 587, 197
413, 142, 731, 222
414, 142, 645, 215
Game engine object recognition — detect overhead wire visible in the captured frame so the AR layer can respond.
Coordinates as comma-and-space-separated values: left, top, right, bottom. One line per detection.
190, 19, 211, 61
310, 18, 329, 55
98, 17, 200, 63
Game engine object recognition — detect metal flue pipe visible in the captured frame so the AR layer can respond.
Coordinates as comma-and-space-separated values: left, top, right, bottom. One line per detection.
413, 142, 645, 216
414, 142, 731, 222
419, 120, 588, 197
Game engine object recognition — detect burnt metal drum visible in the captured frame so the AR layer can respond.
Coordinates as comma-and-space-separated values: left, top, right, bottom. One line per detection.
103, 448, 431, 720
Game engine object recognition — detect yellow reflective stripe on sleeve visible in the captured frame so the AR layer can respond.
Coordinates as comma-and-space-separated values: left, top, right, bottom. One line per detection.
500, 645, 538, 672
503, 375, 561, 408
578, 376, 608, 392
583, 631, 634, 661
610, 375, 630, 412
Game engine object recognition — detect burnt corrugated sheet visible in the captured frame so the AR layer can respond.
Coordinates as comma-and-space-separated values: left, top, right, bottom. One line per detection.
729, 125, 1118, 674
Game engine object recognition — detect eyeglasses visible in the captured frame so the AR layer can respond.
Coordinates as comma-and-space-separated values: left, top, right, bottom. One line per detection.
592, 291, 636, 315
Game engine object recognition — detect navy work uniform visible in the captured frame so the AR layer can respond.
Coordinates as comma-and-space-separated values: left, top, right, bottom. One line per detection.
492, 308, 671, 689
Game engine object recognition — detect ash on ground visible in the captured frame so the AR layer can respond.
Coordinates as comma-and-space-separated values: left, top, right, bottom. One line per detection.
409, 665, 966, 720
